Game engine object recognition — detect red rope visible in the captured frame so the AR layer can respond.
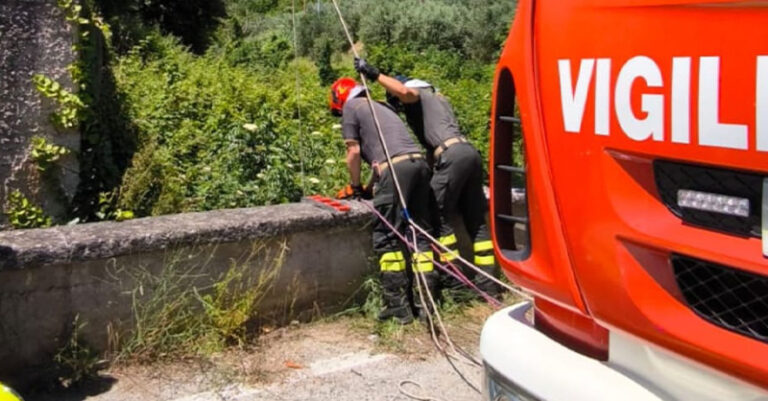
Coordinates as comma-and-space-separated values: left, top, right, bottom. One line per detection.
362, 201, 502, 309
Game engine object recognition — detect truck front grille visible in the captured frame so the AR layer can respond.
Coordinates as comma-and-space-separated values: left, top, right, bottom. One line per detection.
673, 254, 768, 343
654, 160, 763, 237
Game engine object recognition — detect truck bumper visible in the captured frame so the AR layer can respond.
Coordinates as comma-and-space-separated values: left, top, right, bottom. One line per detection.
480, 302, 768, 401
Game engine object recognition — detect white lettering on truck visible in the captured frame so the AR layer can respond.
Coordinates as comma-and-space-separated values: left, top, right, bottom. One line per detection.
558, 56, 768, 151
757, 56, 768, 151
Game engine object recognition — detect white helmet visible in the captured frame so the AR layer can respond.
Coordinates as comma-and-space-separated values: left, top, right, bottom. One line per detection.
404, 79, 434, 89
348, 85, 366, 101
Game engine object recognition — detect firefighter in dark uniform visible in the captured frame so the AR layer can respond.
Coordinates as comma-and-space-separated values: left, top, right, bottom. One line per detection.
355, 59, 501, 297
330, 77, 438, 324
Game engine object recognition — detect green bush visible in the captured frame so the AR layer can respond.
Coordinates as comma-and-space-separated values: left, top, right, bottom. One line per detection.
95, 0, 226, 53
296, 6, 350, 57
353, 0, 515, 61
114, 34, 349, 216
359, 1, 465, 53
59, 0, 517, 221
223, 31, 293, 69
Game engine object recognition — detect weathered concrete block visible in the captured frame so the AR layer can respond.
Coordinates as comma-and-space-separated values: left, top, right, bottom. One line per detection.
0, 0, 80, 227
0, 201, 374, 384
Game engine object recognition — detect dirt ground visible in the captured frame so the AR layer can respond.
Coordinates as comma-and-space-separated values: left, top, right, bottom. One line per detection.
26, 302, 498, 401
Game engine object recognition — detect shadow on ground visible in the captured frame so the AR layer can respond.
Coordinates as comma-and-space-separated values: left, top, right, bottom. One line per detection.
25, 375, 117, 401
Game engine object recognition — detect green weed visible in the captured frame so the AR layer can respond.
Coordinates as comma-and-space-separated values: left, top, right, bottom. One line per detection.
112, 240, 285, 362
30, 136, 70, 172
53, 315, 103, 388
4, 190, 52, 229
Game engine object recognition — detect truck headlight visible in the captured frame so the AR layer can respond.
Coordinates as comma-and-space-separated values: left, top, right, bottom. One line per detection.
484, 364, 540, 401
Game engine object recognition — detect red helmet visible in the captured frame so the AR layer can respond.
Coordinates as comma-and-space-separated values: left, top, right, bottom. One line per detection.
330, 77, 359, 116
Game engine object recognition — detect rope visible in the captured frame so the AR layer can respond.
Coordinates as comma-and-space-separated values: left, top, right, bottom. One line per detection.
328, 0, 458, 369
364, 201, 486, 371
327, 1, 443, 334
362, 202, 500, 309
395, 380, 447, 401
410, 222, 534, 301
329, 0, 410, 214
291, 0, 306, 194
329, 0, 533, 304
328, 1, 502, 394
429, 243, 502, 308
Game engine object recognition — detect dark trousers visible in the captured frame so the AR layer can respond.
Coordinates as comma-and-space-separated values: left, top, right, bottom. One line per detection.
373, 156, 437, 317
431, 143, 499, 294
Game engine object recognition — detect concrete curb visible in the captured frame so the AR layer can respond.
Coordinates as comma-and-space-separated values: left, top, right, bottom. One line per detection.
0, 201, 371, 270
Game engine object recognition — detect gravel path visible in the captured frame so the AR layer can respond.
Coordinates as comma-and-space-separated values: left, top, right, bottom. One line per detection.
26, 310, 490, 401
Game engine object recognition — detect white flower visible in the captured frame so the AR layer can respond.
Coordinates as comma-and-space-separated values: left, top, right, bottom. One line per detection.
325, 159, 335, 165
332, 124, 342, 130
243, 123, 258, 132
308, 177, 320, 184
311, 131, 323, 136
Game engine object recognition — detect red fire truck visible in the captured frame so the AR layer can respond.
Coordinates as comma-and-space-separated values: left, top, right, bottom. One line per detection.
480, 1, 768, 399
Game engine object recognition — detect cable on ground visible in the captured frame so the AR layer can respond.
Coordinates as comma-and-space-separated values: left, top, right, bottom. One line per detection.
395, 380, 447, 401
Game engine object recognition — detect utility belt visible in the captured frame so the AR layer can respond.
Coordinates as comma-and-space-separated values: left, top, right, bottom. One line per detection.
377, 153, 424, 175
433, 136, 468, 159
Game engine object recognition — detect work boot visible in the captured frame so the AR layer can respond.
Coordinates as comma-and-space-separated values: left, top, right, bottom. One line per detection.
473, 265, 503, 300
473, 240, 503, 300
413, 271, 440, 322
440, 267, 476, 304
378, 272, 414, 325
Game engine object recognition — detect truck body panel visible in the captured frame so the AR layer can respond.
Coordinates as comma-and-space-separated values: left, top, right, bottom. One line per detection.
487, 0, 768, 393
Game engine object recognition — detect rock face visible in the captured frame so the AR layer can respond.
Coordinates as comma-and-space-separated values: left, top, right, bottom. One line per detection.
0, 0, 80, 228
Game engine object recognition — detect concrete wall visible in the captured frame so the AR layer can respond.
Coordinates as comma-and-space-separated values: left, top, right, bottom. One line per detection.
0, 0, 81, 228
0, 201, 373, 384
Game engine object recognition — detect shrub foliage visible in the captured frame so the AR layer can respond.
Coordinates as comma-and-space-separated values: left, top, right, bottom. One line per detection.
76, 0, 517, 218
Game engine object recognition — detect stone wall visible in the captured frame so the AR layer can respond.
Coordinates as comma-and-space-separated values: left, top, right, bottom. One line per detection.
0, 200, 374, 385
0, 0, 81, 228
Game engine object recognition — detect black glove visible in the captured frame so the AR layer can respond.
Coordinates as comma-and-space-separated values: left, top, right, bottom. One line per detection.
360, 184, 374, 200
354, 58, 380, 82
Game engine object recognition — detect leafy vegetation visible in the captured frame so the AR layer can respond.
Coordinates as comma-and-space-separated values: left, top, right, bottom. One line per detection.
30, 137, 71, 172
53, 315, 102, 388
4, 191, 52, 229
18, 0, 516, 225
112, 34, 348, 214
32, 74, 85, 130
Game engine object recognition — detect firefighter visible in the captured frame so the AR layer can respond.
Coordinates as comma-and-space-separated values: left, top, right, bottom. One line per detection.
330, 77, 438, 324
355, 59, 501, 298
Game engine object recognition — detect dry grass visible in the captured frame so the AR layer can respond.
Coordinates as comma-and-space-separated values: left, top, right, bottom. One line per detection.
110, 240, 287, 364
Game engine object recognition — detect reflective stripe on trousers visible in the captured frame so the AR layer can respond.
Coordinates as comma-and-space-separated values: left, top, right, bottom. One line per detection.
380, 251, 406, 272
474, 240, 495, 267
413, 251, 434, 273
438, 234, 459, 262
